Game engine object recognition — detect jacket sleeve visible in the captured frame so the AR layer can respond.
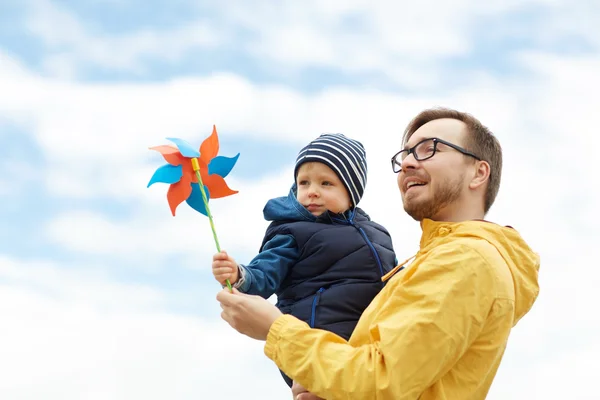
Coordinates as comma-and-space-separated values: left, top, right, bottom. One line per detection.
264, 243, 497, 399
237, 234, 298, 298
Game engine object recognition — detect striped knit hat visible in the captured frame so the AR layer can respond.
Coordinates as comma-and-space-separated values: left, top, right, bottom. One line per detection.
294, 133, 368, 207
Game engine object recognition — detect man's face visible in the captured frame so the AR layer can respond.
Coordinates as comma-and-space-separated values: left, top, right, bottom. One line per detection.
397, 118, 472, 221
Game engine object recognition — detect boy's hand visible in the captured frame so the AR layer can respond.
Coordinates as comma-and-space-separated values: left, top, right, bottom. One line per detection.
212, 250, 239, 285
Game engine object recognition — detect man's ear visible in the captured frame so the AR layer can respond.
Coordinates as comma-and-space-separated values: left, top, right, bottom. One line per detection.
469, 160, 490, 190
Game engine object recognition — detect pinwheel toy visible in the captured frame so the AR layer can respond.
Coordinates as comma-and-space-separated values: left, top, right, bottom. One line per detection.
147, 125, 240, 290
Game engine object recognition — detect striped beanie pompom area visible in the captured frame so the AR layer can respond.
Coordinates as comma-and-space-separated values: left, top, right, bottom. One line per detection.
294, 133, 368, 207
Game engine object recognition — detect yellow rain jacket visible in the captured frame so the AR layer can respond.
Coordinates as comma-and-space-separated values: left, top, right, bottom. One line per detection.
264, 219, 540, 399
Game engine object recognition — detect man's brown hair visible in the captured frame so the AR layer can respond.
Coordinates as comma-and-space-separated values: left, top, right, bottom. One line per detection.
402, 107, 503, 214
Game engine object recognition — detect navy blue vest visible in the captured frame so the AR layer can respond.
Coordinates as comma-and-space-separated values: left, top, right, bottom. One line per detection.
260, 208, 396, 341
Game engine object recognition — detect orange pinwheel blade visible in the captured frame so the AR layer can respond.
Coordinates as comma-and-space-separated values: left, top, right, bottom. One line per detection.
204, 173, 238, 198
167, 179, 192, 216
149, 145, 185, 166
181, 160, 200, 184
199, 125, 220, 164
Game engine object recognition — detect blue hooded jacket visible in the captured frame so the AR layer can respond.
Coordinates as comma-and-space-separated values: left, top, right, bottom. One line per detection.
238, 184, 397, 340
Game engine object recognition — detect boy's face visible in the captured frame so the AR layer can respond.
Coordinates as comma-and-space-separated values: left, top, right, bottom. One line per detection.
296, 162, 352, 216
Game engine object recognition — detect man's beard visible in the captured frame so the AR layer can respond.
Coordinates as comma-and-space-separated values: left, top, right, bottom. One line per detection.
403, 173, 465, 221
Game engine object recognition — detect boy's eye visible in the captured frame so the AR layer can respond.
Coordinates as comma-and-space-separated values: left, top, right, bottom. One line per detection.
298, 180, 309, 185
322, 181, 332, 186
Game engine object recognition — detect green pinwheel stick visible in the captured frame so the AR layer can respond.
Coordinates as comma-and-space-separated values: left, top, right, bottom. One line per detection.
191, 156, 231, 290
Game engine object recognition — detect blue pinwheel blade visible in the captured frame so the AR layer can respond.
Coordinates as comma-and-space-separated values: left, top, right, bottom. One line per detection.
166, 137, 200, 158
186, 183, 210, 216
208, 153, 240, 178
147, 164, 183, 187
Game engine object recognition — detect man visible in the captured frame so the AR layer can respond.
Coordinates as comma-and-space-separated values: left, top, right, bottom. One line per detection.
217, 107, 540, 400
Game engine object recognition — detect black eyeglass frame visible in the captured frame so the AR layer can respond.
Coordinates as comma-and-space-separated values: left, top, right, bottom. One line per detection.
391, 137, 481, 173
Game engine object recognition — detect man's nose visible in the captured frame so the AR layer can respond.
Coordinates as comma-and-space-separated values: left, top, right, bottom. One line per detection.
399, 152, 419, 171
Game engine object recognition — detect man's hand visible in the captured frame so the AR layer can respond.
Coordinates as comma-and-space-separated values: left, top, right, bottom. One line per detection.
292, 381, 323, 400
212, 250, 239, 286
216, 287, 283, 341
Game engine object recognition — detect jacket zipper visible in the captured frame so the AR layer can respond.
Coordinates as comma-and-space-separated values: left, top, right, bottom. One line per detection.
309, 287, 325, 328
348, 219, 385, 277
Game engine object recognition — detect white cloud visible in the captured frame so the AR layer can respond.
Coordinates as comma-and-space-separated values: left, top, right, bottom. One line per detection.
20, 0, 600, 88
490, 334, 600, 399
0, 256, 165, 310
524, 0, 600, 51
0, 257, 292, 400
213, 0, 600, 72
240, 0, 472, 62
24, 0, 223, 75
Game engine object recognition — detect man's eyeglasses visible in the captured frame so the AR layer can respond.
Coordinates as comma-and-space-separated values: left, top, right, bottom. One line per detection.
391, 137, 481, 173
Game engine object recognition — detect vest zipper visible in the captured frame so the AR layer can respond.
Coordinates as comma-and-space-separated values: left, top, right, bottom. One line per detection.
348, 219, 385, 278
309, 287, 325, 328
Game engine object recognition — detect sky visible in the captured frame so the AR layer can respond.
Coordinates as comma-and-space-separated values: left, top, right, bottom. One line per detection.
0, 0, 598, 398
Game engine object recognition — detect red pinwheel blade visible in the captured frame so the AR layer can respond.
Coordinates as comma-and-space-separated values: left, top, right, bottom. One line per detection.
167, 179, 192, 216
200, 125, 220, 164
203, 174, 238, 198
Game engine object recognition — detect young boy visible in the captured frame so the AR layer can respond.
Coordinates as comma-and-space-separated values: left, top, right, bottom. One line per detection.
212, 133, 397, 387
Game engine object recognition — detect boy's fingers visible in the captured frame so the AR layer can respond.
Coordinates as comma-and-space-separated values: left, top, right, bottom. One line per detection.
212, 260, 231, 268
213, 251, 229, 260
215, 266, 233, 276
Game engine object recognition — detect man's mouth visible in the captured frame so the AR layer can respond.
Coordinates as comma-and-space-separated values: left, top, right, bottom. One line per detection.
405, 180, 427, 192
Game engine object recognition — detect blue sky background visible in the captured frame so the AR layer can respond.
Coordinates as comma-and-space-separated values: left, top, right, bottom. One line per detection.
1, 0, 599, 399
